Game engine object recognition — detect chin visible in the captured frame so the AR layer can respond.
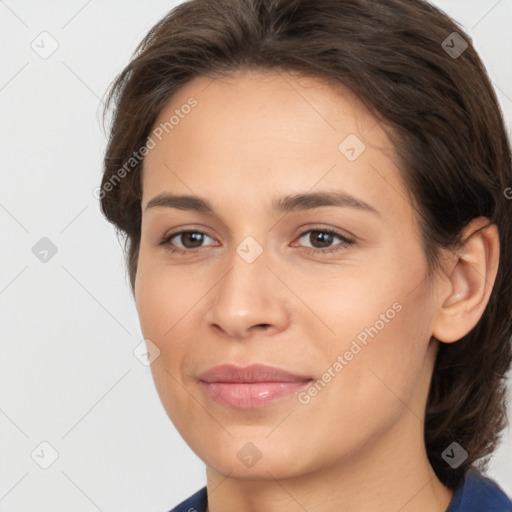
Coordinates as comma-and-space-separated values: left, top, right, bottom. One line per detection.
199, 435, 314, 481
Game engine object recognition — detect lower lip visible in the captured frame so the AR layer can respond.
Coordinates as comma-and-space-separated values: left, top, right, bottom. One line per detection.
200, 380, 312, 409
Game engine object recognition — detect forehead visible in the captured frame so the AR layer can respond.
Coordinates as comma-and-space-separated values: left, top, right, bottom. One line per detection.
141, 69, 410, 221
149, 68, 379, 152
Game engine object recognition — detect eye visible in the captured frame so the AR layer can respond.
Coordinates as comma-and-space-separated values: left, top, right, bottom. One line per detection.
293, 228, 354, 254
157, 227, 355, 256
159, 230, 218, 254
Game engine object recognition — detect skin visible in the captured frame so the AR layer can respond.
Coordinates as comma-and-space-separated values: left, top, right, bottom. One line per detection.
134, 69, 500, 512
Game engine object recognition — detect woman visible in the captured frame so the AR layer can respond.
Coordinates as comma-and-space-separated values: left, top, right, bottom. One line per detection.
99, 0, 512, 510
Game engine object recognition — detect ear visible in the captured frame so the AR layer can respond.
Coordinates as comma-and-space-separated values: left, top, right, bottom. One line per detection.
431, 217, 500, 343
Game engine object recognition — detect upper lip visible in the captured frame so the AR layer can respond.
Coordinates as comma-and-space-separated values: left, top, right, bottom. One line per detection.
198, 364, 313, 383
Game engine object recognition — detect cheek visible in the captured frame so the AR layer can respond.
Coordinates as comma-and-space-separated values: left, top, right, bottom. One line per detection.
329, 307, 433, 438
315, 243, 434, 408
135, 253, 201, 341
135, 260, 201, 426
134, 252, 213, 386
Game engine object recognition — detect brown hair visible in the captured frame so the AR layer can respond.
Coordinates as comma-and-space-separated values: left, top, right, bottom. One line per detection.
99, 0, 512, 489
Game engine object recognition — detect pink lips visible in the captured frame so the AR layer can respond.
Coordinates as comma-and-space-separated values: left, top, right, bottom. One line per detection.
198, 364, 313, 409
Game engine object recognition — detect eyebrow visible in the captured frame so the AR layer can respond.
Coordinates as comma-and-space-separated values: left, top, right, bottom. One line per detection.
144, 191, 380, 217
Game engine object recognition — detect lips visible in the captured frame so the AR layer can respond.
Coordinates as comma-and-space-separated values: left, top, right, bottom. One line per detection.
197, 364, 313, 409
198, 363, 312, 383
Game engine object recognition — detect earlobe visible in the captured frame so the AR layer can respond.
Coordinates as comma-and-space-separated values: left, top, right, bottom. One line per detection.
432, 217, 499, 344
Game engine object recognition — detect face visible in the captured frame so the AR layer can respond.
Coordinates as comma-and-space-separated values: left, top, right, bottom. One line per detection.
135, 69, 440, 480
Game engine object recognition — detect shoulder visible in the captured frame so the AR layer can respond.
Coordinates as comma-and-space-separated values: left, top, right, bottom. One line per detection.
447, 467, 512, 512
167, 486, 207, 512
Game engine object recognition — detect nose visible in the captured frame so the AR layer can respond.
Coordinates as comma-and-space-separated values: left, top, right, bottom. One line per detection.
205, 245, 291, 340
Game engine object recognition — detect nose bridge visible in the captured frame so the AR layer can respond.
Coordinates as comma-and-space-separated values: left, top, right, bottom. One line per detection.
217, 237, 271, 312
206, 236, 289, 337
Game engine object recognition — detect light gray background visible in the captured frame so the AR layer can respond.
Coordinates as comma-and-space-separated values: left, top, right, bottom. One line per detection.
1, 1, 511, 511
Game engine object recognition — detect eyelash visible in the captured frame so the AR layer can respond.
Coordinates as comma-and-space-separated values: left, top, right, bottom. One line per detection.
158, 226, 355, 256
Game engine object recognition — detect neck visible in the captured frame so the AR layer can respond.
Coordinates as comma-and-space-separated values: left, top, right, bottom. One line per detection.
205, 412, 453, 512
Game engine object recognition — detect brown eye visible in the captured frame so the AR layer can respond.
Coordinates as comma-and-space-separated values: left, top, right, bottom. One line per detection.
305, 231, 335, 248
159, 230, 218, 253
296, 229, 353, 251
173, 231, 207, 249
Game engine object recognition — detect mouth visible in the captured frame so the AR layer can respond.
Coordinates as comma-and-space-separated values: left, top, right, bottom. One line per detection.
197, 364, 314, 409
